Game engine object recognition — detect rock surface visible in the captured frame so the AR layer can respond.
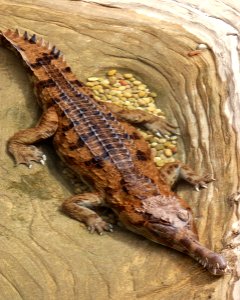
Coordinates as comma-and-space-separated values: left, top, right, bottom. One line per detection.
0, 0, 239, 299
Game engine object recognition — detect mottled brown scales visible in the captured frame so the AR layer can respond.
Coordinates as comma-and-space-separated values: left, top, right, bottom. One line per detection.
1, 29, 228, 276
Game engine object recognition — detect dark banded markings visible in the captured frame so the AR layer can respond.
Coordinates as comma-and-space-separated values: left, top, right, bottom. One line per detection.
70, 79, 84, 87
36, 79, 57, 90
84, 156, 104, 169
136, 150, 148, 161
63, 67, 71, 73
69, 138, 85, 150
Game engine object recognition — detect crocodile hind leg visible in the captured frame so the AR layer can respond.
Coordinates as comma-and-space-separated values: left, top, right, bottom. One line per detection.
102, 102, 178, 136
62, 192, 113, 235
159, 161, 215, 191
8, 106, 58, 167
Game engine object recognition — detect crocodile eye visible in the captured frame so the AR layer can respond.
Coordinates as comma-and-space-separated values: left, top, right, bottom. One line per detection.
177, 210, 189, 221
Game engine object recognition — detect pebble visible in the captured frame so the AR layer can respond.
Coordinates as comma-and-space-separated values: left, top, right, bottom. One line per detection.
164, 149, 173, 157
107, 69, 117, 76
85, 69, 180, 167
138, 91, 146, 97
123, 73, 133, 79
87, 77, 99, 82
133, 80, 142, 85
138, 84, 147, 90
123, 92, 132, 98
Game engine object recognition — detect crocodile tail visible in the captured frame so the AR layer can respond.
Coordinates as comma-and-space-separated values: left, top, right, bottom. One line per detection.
0, 29, 67, 71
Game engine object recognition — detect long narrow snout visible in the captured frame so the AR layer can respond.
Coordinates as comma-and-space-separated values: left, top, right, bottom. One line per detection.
179, 236, 228, 275
147, 222, 229, 275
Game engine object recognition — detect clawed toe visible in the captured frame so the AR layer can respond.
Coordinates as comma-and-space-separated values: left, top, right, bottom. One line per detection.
87, 218, 113, 235
9, 142, 47, 168
194, 174, 215, 191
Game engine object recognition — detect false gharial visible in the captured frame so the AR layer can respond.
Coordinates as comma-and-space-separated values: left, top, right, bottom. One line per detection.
0, 29, 228, 276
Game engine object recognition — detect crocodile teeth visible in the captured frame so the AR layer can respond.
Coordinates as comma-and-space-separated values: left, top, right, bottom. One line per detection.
201, 184, 208, 189
45, 41, 50, 49
5, 29, 12, 35
23, 31, 29, 40
38, 37, 45, 47
28, 164, 33, 169
55, 50, 61, 58
42, 154, 47, 161
14, 29, 20, 37
195, 186, 200, 192
50, 45, 57, 55
40, 159, 45, 165
29, 34, 37, 44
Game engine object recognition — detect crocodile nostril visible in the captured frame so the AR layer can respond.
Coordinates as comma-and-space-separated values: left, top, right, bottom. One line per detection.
177, 210, 189, 221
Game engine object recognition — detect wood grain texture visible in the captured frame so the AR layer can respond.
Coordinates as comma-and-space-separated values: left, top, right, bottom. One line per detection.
0, 0, 239, 299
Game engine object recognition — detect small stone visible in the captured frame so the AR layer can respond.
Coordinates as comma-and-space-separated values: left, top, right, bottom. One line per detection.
155, 108, 163, 115
118, 86, 127, 91
92, 85, 102, 90
123, 73, 133, 79
138, 91, 146, 97
164, 149, 173, 157
93, 96, 101, 101
119, 80, 129, 86
158, 138, 167, 143
86, 82, 96, 87
101, 80, 110, 86
164, 141, 173, 148
109, 77, 117, 84
138, 131, 148, 138
119, 97, 127, 101
87, 77, 99, 82
109, 90, 119, 96
154, 157, 163, 167
123, 92, 132, 98
113, 83, 121, 87
151, 142, 158, 147
133, 80, 142, 85
149, 92, 157, 98
155, 144, 164, 150
138, 84, 147, 90
147, 106, 155, 112
107, 69, 117, 76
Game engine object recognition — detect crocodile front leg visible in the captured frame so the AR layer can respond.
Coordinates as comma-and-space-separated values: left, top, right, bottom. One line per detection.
103, 102, 178, 136
159, 161, 215, 191
62, 192, 113, 235
8, 106, 58, 167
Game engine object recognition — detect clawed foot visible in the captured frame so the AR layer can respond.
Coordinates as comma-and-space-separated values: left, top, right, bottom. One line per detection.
143, 117, 179, 137
87, 216, 113, 235
8, 142, 47, 168
193, 174, 215, 192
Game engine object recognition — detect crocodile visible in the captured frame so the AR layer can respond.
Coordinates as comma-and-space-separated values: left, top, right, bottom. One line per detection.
0, 29, 228, 275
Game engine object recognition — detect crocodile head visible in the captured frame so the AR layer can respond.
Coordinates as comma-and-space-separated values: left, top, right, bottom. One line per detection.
120, 194, 228, 275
